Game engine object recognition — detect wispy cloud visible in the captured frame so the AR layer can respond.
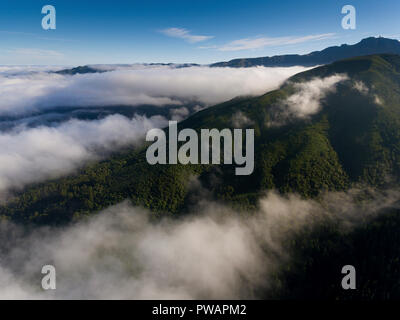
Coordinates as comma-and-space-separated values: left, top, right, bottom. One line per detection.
0, 114, 167, 193
267, 74, 348, 127
160, 27, 213, 43
0, 187, 396, 299
11, 48, 64, 59
216, 33, 336, 51
379, 33, 400, 40
0, 30, 77, 42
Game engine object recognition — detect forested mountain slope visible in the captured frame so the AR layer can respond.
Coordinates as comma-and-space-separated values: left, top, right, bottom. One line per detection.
2, 54, 400, 224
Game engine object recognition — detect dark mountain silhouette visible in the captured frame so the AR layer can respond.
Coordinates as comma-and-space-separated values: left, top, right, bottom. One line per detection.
55, 65, 105, 75
210, 37, 400, 67
55, 63, 201, 75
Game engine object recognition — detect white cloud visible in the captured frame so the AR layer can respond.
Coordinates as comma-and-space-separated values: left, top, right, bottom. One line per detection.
374, 95, 383, 105
353, 81, 369, 94
231, 111, 254, 128
285, 74, 348, 117
169, 107, 190, 121
0, 64, 312, 194
10, 48, 64, 59
0, 188, 396, 299
160, 28, 213, 43
0, 114, 167, 194
352, 81, 385, 106
0, 65, 66, 76
217, 33, 336, 51
0, 30, 76, 42
0, 65, 310, 115
269, 74, 348, 126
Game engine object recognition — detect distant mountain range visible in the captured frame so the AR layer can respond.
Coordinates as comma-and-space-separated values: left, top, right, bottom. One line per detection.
210, 37, 400, 67
55, 65, 106, 75
55, 37, 400, 74
55, 63, 201, 75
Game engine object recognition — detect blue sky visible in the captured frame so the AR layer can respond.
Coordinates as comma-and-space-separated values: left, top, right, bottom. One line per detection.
0, 0, 399, 65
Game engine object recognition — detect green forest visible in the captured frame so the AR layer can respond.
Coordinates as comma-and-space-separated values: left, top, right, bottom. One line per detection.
2, 54, 400, 299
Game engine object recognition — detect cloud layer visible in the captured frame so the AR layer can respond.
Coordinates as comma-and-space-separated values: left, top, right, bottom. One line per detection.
0, 188, 397, 299
0, 64, 314, 196
0, 114, 167, 194
0, 64, 313, 193
0, 65, 310, 115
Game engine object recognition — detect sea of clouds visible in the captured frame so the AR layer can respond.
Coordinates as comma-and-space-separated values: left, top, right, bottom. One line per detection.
0, 65, 309, 115
1, 63, 377, 300
0, 187, 397, 299
0, 114, 167, 194
0, 64, 311, 195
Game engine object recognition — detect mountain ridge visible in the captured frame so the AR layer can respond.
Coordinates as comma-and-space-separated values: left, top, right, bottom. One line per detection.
55, 63, 201, 75
210, 37, 400, 68
2, 53, 400, 224
53, 37, 400, 75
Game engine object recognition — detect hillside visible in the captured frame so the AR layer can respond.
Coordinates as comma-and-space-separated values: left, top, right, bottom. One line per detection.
55, 63, 201, 75
2, 54, 400, 224
55, 65, 105, 75
211, 37, 400, 68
